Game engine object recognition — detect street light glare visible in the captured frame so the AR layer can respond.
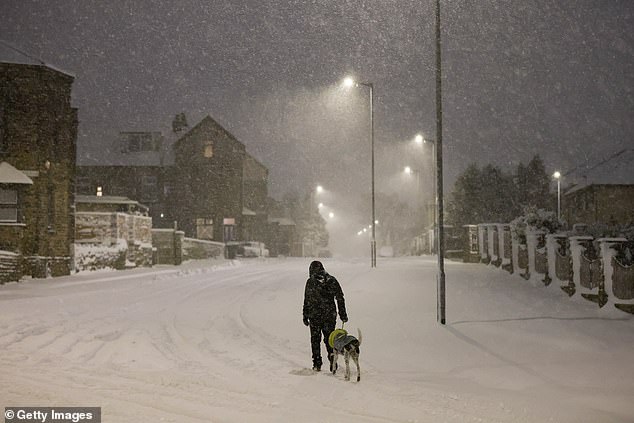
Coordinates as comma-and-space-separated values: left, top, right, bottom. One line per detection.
328, 212, 334, 219
316, 185, 324, 193
404, 166, 412, 174
553, 171, 561, 179
343, 77, 355, 88
415, 134, 423, 144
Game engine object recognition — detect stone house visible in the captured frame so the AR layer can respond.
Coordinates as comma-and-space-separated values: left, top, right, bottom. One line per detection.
0, 62, 78, 279
77, 115, 271, 244
563, 149, 634, 226
172, 116, 247, 241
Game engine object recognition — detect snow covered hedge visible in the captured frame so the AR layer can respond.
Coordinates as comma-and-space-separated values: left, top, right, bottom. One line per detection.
510, 206, 563, 243
74, 240, 127, 272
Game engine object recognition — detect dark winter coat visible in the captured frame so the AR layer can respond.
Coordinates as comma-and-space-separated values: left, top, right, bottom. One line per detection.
303, 267, 347, 325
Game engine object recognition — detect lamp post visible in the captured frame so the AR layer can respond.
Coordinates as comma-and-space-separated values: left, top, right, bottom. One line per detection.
343, 77, 376, 268
553, 171, 561, 220
434, 0, 446, 325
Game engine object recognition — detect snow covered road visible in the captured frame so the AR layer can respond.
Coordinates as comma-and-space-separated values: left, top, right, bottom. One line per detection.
1, 257, 633, 422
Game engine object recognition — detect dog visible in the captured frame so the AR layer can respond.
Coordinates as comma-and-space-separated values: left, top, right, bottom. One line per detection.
330, 328, 362, 381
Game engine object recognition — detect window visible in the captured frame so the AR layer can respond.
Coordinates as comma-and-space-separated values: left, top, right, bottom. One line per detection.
128, 135, 140, 152
0, 103, 7, 153
196, 218, 214, 240
469, 232, 478, 254
203, 141, 213, 158
75, 176, 91, 194
120, 132, 160, 153
163, 182, 173, 196
0, 188, 18, 222
140, 175, 158, 202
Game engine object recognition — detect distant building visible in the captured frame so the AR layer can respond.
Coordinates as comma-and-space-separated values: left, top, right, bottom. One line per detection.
0, 62, 78, 278
563, 149, 634, 226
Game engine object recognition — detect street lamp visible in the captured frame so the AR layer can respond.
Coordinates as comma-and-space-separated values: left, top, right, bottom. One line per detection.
343, 76, 376, 268
434, 0, 446, 325
553, 171, 561, 220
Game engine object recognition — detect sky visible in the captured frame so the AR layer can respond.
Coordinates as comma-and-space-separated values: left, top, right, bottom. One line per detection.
1, 0, 632, 218
1, 256, 633, 422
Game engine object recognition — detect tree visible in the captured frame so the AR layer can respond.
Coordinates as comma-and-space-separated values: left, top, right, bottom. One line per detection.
515, 155, 552, 210
447, 163, 518, 227
448, 155, 556, 228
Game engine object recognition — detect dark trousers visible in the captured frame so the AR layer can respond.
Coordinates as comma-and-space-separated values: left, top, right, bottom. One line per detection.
309, 320, 335, 368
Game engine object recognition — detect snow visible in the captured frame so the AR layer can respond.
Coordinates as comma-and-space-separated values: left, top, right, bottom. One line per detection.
1, 257, 633, 422
0, 162, 33, 184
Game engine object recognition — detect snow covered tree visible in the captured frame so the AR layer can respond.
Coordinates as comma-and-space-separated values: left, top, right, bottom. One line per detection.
447, 163, 518, 227
514, 155, 553, 210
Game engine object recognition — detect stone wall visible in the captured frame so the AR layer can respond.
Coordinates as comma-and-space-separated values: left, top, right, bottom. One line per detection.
0, 250, 20, 283
74, 212, 153, 271
182, 237, 224, 260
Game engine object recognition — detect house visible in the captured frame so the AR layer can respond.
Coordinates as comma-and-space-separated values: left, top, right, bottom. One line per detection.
563, 149, 634, 226
171, 116, 247, 241
77, 115, 271, 244
0, 61, 78, 279
76, 131, 173, 227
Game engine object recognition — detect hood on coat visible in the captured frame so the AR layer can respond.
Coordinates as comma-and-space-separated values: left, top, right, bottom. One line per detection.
309, 260, 325, 278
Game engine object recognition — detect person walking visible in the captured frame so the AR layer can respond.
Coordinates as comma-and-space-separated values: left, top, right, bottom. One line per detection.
302, 260, 348, 372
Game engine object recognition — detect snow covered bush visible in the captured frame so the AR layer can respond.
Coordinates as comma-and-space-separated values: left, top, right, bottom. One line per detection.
510, 206, 563, 244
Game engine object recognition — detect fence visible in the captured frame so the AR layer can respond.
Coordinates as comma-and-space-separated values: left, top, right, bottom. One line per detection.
471, 224, 634, 314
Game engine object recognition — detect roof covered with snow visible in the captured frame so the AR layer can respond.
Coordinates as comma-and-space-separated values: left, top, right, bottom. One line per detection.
75, 195, 147, 208
0, 162, 34, 185
564, 149, 634, 194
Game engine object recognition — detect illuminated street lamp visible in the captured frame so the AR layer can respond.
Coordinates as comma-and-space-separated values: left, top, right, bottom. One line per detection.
553, 171, 561, 220
316, 185, 324, 194
343, 75, 376, 268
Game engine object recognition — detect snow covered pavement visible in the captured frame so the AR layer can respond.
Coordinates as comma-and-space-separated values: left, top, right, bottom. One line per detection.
1, 257, 633, 422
